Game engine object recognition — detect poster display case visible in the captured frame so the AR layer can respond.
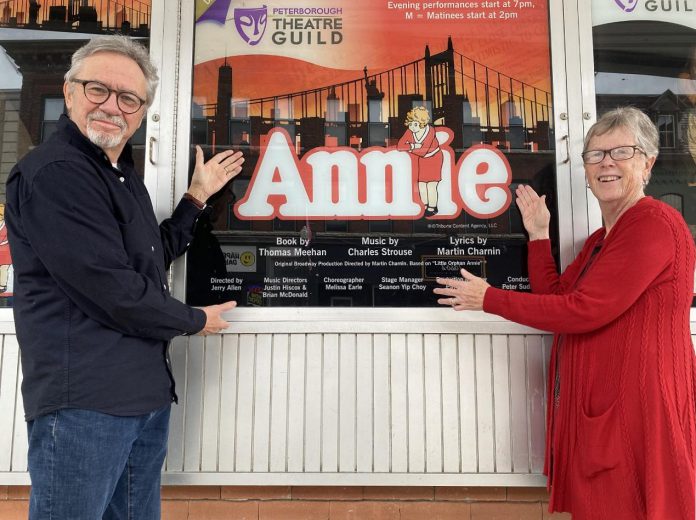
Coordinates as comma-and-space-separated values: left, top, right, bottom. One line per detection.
186, 0, 559, 307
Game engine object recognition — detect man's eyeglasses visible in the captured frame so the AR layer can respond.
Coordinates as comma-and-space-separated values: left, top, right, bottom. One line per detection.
581, 145, 645, 165
71, 79, 146, 114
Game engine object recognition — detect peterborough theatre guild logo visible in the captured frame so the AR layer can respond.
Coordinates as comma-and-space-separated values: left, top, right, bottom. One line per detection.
234, 4, 344, 46
233, 5, 268, 46
614, 0, 639, 11
196, 1, 345, 46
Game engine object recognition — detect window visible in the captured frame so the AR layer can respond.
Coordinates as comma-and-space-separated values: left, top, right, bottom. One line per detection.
657, 114, 675, 149
591, 11, 695, 239
660, 193, 684, 215
591, 2, 696, 304
0, 2, 153, 308
41, 97, 64, 142
186, 1, 560, 307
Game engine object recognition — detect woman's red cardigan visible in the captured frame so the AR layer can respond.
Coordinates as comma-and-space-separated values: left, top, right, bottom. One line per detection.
484, 197, 696, 520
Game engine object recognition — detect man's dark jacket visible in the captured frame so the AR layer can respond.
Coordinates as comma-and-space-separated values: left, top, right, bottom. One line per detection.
6, 115, 206, 420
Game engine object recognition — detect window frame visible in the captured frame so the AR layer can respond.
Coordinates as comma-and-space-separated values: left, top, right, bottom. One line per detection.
154, 0, 599, 325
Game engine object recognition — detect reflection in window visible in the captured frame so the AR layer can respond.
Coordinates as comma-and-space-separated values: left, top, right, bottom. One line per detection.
1, 35, 151, 179
273, 218, 295, 232
658, 114, 675, 149
592, 20, 696, 245
0, 2, 151, 35
0, 88, 20, 203
228, 179, 250, 230
0, 13, 153, 309
325, 220, 348, 233
330, 296, 353, 306
368, 220, 392, 233
191, 101, 208, 143
660, 193, 684, 215
130, 123, 146, 146
41, 97, 64, 142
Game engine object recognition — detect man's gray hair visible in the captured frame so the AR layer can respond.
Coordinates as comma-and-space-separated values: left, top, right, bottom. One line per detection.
583, 106, 659, 159
64, 35, 159, 106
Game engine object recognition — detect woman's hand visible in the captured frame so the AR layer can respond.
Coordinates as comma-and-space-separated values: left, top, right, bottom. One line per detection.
434, 269, 491, 311
515, 185, 550, 240
187, 145, 245, 203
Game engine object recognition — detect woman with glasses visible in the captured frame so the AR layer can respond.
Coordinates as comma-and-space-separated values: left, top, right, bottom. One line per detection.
435, 106, 695, 520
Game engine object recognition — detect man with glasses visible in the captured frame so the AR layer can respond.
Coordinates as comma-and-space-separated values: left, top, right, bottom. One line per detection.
6, 36, 244, 519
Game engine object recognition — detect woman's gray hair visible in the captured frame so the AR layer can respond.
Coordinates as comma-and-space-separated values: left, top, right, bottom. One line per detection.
583, 106, 659, 159
64, 35, 159, 106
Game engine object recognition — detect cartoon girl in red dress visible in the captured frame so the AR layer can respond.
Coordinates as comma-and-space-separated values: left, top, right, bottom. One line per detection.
397, 106, 443, 216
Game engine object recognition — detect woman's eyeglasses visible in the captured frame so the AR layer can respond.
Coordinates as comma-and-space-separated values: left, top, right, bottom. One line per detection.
581, 145, 645, 165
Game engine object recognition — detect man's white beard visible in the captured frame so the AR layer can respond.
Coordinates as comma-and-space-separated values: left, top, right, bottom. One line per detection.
86, 110, 127, 150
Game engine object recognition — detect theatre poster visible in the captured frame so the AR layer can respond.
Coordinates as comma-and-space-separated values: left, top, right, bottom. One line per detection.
186, 0, 557, 307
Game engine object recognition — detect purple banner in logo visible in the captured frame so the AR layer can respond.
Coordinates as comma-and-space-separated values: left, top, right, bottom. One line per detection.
614, 0, 638, 12
234, 6, 268, 46
197, 0, 232, 25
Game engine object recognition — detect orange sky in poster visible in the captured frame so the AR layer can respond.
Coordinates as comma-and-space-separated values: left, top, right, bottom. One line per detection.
193, 1, 551, 106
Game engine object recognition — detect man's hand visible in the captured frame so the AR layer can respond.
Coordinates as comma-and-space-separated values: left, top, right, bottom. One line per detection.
515, 185, 550, 241
433, 269, 490, 311
187, 145, 245, 203
198, 301, 237, 336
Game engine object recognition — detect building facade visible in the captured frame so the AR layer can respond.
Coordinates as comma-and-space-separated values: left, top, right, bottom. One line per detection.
0, 1, 694, 518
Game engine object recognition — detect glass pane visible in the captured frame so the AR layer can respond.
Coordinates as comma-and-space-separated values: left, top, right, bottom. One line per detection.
0, 1, 153, 308
43, 97, 64, 121
657, 115, 675, 148
660, 193, 683, 214
41, 121, 59, 142
591, 2, 696, 303
187, 1, 559, 307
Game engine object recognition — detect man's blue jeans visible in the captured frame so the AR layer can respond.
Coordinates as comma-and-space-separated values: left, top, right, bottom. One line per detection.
26, 405, 171, 520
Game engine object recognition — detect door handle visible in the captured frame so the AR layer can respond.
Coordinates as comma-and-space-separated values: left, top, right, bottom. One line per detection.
148, 136, 157, 165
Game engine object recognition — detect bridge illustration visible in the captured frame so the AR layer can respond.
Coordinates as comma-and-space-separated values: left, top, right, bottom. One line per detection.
193, 37, 554, 157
